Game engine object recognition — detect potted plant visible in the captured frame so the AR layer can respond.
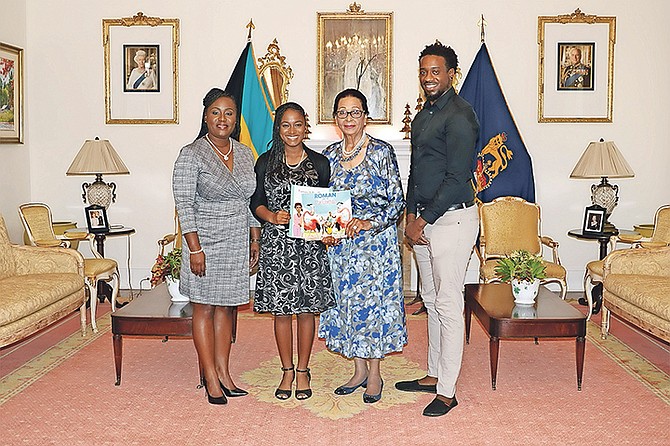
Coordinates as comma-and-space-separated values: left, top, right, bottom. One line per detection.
150, 248, 188, 302
494, 250, 547, 305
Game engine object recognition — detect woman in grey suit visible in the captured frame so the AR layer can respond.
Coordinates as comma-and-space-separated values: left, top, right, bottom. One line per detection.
173, 88, 260, 405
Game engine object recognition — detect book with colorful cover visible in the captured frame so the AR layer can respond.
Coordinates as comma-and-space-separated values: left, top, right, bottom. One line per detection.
289, 185, 352, 240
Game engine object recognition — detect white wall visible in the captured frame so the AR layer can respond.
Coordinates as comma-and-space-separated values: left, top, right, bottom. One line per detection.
7, 0, 670, 289
0, 0, 30, 241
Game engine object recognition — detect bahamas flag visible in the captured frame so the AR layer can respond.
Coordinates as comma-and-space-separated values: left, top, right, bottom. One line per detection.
460, 43, 536, 203
225, 41, 275, 158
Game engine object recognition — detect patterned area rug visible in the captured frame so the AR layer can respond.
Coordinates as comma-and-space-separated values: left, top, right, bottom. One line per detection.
1, 308, 668, 445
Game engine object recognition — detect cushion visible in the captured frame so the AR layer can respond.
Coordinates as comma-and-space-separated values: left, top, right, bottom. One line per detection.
0, 273, 85, 326
603, 274, 670, 322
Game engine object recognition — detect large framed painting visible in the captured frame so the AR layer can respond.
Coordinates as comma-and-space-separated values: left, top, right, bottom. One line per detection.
317, 3, 393, 124
103, 12, 179, 124
538, 9, 616, 123
0, 42, 23, 144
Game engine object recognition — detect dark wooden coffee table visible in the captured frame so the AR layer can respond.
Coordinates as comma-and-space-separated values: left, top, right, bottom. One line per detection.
111, 284, 193, 385
465, 283, 586, 390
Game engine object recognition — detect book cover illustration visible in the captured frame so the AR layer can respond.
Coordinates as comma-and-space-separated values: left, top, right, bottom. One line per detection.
289, 185, 352, 240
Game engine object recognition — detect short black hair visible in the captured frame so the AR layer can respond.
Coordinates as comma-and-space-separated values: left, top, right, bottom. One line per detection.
419, 42, 458, 71
332, 88, 369, 116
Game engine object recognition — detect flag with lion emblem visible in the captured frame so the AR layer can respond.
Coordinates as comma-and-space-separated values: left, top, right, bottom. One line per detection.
460, 43, 535, 203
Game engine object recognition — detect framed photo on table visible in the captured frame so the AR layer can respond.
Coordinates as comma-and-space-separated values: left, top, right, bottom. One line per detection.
85, 205, 109, 234
0, 42, 23, 144
103, 12, 179, 124
538, 9, 616, 122
582, 205, 606, 234
317, 3, 393, 124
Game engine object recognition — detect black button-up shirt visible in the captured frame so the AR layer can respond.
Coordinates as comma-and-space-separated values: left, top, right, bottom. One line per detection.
406, 87, 479, 224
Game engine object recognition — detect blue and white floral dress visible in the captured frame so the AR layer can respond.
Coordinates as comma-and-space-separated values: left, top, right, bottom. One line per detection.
318, 135, 407, 359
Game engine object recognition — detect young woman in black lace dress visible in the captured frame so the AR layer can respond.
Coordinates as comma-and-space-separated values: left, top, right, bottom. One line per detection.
251, 102, 334, 400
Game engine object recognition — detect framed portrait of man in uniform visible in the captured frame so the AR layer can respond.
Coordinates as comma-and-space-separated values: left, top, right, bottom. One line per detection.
557, 42, 594, 91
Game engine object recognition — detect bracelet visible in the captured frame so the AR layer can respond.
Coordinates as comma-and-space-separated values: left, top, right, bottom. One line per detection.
189, 248, 203, 255
250, 238, 261, 244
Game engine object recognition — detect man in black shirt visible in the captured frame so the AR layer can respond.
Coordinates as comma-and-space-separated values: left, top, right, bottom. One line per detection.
396, 42, 480, 417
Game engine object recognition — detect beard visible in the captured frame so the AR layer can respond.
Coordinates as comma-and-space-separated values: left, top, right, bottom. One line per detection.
421, 84, 448, 102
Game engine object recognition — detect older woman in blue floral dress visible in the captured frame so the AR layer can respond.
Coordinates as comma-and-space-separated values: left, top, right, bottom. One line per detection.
319, 89, 406, 404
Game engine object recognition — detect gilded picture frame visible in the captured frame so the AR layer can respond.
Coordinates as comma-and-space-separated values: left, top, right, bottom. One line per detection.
103, 12, 179, 124
538, 9, 616, 123
317, 3, 393, 124
0, 42, 24, 144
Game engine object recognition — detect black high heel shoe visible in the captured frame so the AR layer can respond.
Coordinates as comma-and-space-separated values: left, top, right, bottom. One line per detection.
334, 377, 368, 395
220, 381, 248, 397
204, 380, 227, 405
295, 368, 312, 400
363, 379, 383, 404
275, 365, 294, 400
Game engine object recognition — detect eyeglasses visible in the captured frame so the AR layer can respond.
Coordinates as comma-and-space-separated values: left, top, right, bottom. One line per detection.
335, 109, 365, 119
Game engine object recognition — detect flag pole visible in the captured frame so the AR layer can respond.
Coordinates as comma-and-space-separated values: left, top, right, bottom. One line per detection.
478, 14, 487, 43
246, 19, 255, 42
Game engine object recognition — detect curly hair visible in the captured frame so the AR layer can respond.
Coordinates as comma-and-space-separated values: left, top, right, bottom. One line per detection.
266, 102, 307, 174
195, 88, 239, 141
419, 41, 458, 71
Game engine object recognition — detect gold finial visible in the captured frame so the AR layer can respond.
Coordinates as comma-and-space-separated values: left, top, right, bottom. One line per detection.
400, 103, 412, 140
478, 14, 488, 43
347, 3, 363, 13
246, 19, 255, 41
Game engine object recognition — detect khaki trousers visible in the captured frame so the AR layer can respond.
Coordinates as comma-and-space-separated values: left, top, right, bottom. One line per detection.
413, 205, 478, 397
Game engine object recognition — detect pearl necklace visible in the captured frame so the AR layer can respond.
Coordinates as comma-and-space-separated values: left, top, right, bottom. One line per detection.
284, 150, 307, 170
341, 134, 367, 162
205, 134, 233, 161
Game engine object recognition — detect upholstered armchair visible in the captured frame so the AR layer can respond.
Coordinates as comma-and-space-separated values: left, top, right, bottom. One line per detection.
476, 196, 567, 299
19, 203, 120, 333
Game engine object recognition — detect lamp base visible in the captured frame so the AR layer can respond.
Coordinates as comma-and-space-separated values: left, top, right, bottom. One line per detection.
82, 174, 117, 208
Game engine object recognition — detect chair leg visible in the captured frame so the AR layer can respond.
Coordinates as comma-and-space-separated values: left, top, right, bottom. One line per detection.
601, 306, 610, 340
79, 301, 87, 337
110, 269, 120, 312
583, 270, 593, 321
85, 279, 99, 333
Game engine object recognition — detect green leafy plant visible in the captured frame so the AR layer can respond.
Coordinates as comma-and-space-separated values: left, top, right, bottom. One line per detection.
150, 248, 182, 286
494, 250, 547, 283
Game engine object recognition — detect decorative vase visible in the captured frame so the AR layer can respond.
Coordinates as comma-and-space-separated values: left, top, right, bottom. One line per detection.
166, 277, 189, 302
511, 278, 540, 305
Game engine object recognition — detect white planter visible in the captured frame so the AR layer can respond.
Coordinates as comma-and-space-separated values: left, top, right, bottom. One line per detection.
166, 277, 189, 302
511, 278, 540, 305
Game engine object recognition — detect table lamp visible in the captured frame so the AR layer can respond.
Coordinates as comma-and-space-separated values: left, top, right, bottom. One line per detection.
570, 138, 635, 231
66, 137, 130, 208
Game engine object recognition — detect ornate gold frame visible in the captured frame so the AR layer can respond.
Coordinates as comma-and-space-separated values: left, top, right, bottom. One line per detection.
103, 12, 180, 124
0, 42, 24, 144
317, 3, 393, 124
538, 9, 616, 123
257, 39, 293, 107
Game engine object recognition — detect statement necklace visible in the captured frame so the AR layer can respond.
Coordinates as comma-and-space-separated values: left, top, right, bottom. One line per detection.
340, 134, 367, 163
205, 134, 233, 161
284, 150, 307, 170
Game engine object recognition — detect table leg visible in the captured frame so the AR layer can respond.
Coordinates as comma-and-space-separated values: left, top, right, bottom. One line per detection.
465, 302, 472, 345
489, 336, 500, 390
576, 336, 586, 391
113, 333, 123, 386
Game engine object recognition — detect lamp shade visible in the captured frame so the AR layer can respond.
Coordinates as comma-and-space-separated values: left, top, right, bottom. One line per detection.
66, 137, 129, 176
569, 139, 634, 179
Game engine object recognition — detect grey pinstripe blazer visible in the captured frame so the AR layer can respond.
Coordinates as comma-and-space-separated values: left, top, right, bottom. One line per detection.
172, 137, 259, 306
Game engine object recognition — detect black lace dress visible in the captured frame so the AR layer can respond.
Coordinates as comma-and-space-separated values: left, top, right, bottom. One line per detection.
253, 155, 335, 315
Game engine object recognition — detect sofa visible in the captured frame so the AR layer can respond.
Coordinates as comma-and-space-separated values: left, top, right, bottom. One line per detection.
601, 245, 670, 342
0, 215, 87, 348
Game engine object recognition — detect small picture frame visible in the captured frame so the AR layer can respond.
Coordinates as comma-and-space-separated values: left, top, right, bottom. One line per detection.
582, 205, 606, 234
85, 205, 109, 233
